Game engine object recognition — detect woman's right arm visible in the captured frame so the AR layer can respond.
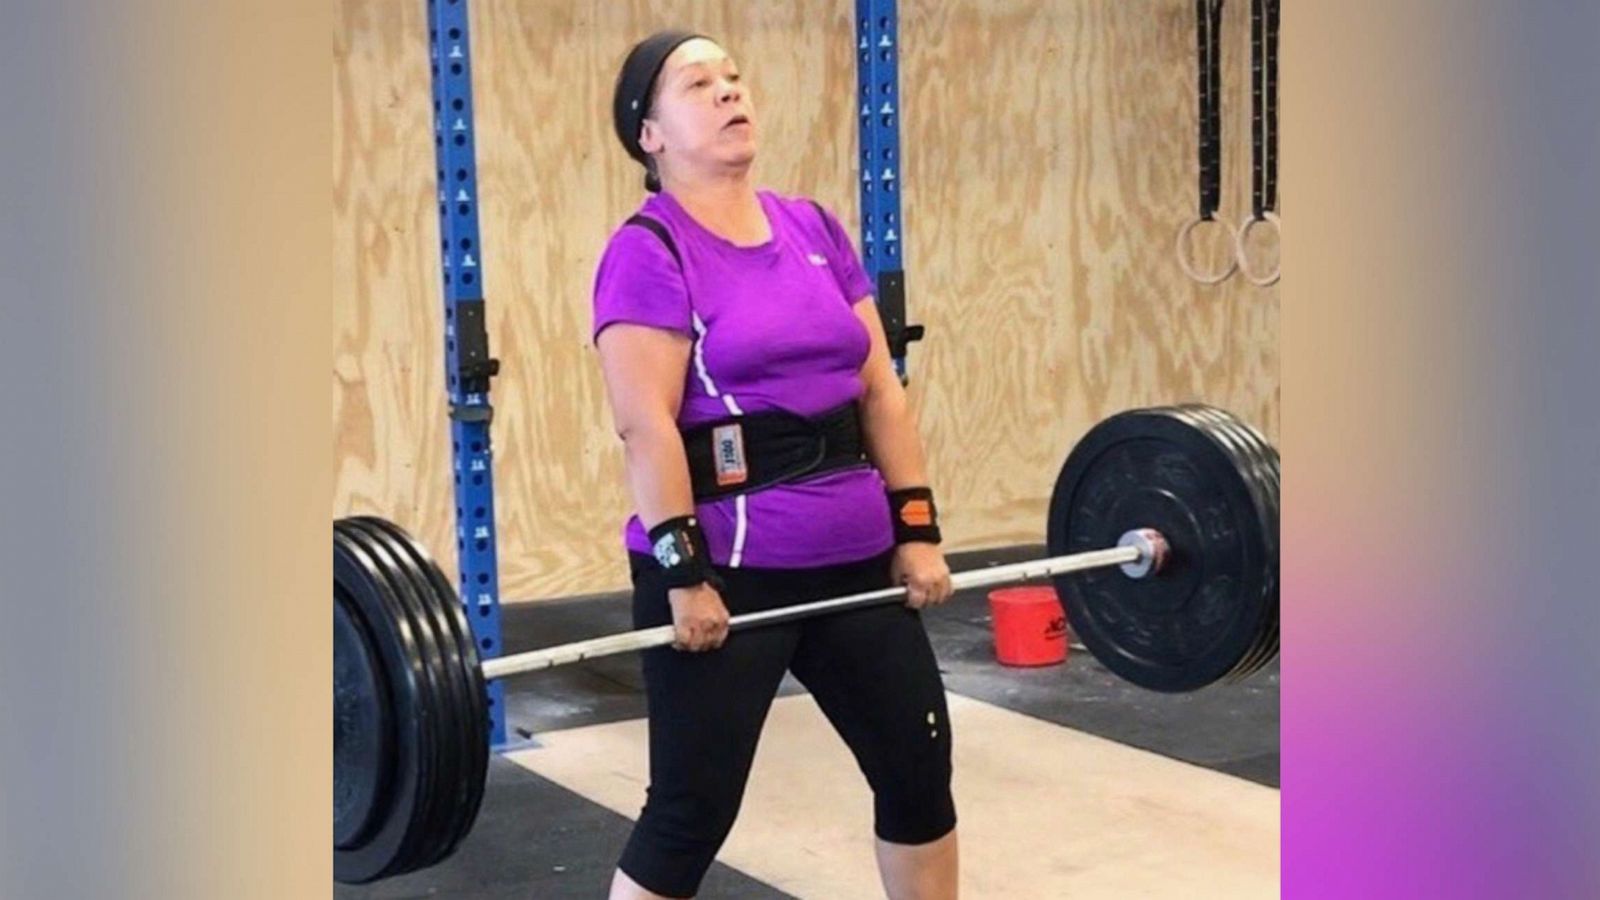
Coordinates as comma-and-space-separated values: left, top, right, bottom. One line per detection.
595, 323, 729, 651
596, 323, 697, 527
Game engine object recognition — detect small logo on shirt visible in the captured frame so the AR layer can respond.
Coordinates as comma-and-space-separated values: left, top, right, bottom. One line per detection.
807, 253, 829, 267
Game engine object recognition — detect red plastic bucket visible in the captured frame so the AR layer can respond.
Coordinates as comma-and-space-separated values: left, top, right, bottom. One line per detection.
988, 586, 1069, 667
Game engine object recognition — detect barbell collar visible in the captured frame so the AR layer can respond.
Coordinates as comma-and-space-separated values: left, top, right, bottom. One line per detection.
1116, 528, 1169, 580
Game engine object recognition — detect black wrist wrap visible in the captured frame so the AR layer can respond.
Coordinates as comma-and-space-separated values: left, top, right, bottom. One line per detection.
647, 515, 724, 590
887, 487, 942, 546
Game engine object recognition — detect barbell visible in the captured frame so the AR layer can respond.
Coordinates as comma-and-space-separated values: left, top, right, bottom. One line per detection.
333, 403, 1279, 884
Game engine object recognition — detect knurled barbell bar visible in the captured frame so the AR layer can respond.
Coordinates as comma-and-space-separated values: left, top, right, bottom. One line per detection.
333, 403, 1279, 884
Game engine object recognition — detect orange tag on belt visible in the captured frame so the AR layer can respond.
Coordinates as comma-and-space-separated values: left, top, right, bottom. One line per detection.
713, 424, 748, 486
899, 499, 934, 527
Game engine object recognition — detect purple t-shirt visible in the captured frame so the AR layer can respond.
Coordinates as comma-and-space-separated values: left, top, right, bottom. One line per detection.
591, 189, 895, 569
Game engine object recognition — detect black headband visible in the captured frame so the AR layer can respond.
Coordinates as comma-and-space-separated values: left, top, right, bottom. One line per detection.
612, 30, 707, 190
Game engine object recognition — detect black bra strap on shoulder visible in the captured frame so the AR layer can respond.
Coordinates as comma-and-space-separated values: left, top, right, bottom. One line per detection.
808, 199, 829, 233
809, 199, 848, 254
625, 214, 681, 269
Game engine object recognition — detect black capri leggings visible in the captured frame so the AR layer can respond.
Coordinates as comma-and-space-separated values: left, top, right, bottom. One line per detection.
616, 550, 957, 898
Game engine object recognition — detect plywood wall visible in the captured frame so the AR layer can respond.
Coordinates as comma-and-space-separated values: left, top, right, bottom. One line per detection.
334, 0, 1279, 600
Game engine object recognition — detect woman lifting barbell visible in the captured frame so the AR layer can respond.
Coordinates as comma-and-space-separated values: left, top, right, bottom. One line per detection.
593, 30, 959, 900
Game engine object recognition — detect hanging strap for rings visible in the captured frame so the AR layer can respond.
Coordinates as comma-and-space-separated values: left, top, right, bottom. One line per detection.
1197, 0, 1225, 222
1236, 0, 1281, 285
1249, 0, 1278, 220
1177, 0, 1237, 284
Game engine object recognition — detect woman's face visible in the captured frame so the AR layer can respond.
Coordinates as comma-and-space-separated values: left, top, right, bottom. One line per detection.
639, 38, 757, 179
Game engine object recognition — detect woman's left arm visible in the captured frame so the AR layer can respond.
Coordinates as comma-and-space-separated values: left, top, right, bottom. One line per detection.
852, 297, 930, 489
853, 297, 953, 607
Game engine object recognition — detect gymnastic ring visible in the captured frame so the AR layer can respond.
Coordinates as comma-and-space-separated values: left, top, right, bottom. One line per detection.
1175, 215, 1239, 285
1234, 211, 1281, 287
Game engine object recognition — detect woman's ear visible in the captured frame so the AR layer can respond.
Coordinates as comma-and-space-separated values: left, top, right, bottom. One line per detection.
638, 118, 664, 155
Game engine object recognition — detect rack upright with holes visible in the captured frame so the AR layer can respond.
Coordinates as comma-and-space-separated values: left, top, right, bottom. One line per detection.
427, 0, 507, 748
855, 0, 923, 378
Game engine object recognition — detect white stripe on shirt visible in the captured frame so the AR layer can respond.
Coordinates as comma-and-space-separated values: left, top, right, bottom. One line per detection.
689, 311, 749, 566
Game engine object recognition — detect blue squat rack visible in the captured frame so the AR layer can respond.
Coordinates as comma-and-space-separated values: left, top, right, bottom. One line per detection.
423, 0, 916, 749
426, 0, 507, 747
855, 0, 924, 379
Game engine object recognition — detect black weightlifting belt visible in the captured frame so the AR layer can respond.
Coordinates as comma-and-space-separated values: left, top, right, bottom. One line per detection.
682, 401, 868, 502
